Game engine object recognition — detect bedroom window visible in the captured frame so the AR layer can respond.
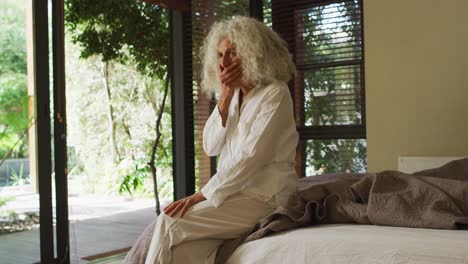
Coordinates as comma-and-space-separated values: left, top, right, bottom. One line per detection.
272, 0, 366, 176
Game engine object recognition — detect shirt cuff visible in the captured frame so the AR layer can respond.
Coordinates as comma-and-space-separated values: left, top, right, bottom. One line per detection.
200, 175, 225, 208
206, 106, 230, 139
214, 105, 231, 129
203, 105, 230, 156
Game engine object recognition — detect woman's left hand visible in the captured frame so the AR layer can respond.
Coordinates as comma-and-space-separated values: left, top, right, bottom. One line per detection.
163, 192, 207, 218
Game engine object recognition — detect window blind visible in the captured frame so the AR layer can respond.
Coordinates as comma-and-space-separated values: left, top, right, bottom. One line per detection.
271, 0, 366, 175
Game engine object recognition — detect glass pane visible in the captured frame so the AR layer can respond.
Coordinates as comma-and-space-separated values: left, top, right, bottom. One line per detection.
64, 2, 171, 262
296, 0, 363, 64
303, 65, 363, 126
305, 139, 367, 176
263, 0, 272, 28
0, 0, 40, 263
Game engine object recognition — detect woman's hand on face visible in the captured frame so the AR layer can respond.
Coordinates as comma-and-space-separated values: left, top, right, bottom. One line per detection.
218, 60, 242, 125
163, 192, 207, 218
220, 61, 243, 88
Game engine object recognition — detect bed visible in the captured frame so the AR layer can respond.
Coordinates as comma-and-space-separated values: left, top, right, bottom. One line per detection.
125, 157, 468, 264
227, 224, 468, 263
222, 157, 468, 264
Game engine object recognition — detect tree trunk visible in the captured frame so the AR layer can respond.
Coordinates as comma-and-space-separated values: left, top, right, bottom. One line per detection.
121, 117, 135, 161
148, 72, 170, 215
0, 125, 30, 168
102, 61, 120, 163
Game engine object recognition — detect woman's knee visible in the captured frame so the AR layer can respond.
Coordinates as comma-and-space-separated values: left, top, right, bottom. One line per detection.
154, 211, 176, 232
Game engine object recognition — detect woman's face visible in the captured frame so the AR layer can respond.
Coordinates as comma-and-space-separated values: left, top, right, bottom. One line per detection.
217, 37, 240, 74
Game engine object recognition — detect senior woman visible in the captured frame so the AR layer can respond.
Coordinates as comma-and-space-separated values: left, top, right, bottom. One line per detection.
144, 16, 298, 264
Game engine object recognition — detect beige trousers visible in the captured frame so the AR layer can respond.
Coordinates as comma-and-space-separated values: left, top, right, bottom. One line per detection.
144, 191, 277, 264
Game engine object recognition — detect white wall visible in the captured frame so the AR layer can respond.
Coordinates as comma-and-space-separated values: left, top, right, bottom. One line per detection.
364, 0, 468, 171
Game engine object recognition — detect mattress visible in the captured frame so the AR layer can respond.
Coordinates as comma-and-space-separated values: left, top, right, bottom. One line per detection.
226, 224, 468, 264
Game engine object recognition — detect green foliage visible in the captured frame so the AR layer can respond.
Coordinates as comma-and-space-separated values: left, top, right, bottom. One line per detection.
65, 0, 169, 77
0, 0, 27, 75
64, 0, 173, 199
0, 196, 14, 208
0, 74, 29, 131
8, 163, 29, 186
306, 139, 366, 175
0, 73, 29, 158
119, 164, 149, 196
0, 0, 29, 160
65, 52, 173, 198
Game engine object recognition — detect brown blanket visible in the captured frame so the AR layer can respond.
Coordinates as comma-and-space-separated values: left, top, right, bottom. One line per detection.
124, 158, 468, 264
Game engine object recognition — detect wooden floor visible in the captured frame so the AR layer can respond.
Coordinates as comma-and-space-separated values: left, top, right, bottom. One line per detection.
0, 207, 156, 264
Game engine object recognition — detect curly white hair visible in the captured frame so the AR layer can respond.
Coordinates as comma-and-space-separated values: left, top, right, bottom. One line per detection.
199, 16, 296, 97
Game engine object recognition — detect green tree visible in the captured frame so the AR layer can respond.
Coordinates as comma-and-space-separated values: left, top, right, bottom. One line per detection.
0, 74, 29, 159
65, 0, 168, 76
65, 0, 171, 213
0, 0, 27, 75
0, 0, 29, 163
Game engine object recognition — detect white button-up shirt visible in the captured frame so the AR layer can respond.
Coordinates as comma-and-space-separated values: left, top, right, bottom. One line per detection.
200, 81, 299, 208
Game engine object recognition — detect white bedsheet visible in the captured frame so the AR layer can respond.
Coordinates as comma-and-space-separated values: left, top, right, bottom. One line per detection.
226, 224, 468, 264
